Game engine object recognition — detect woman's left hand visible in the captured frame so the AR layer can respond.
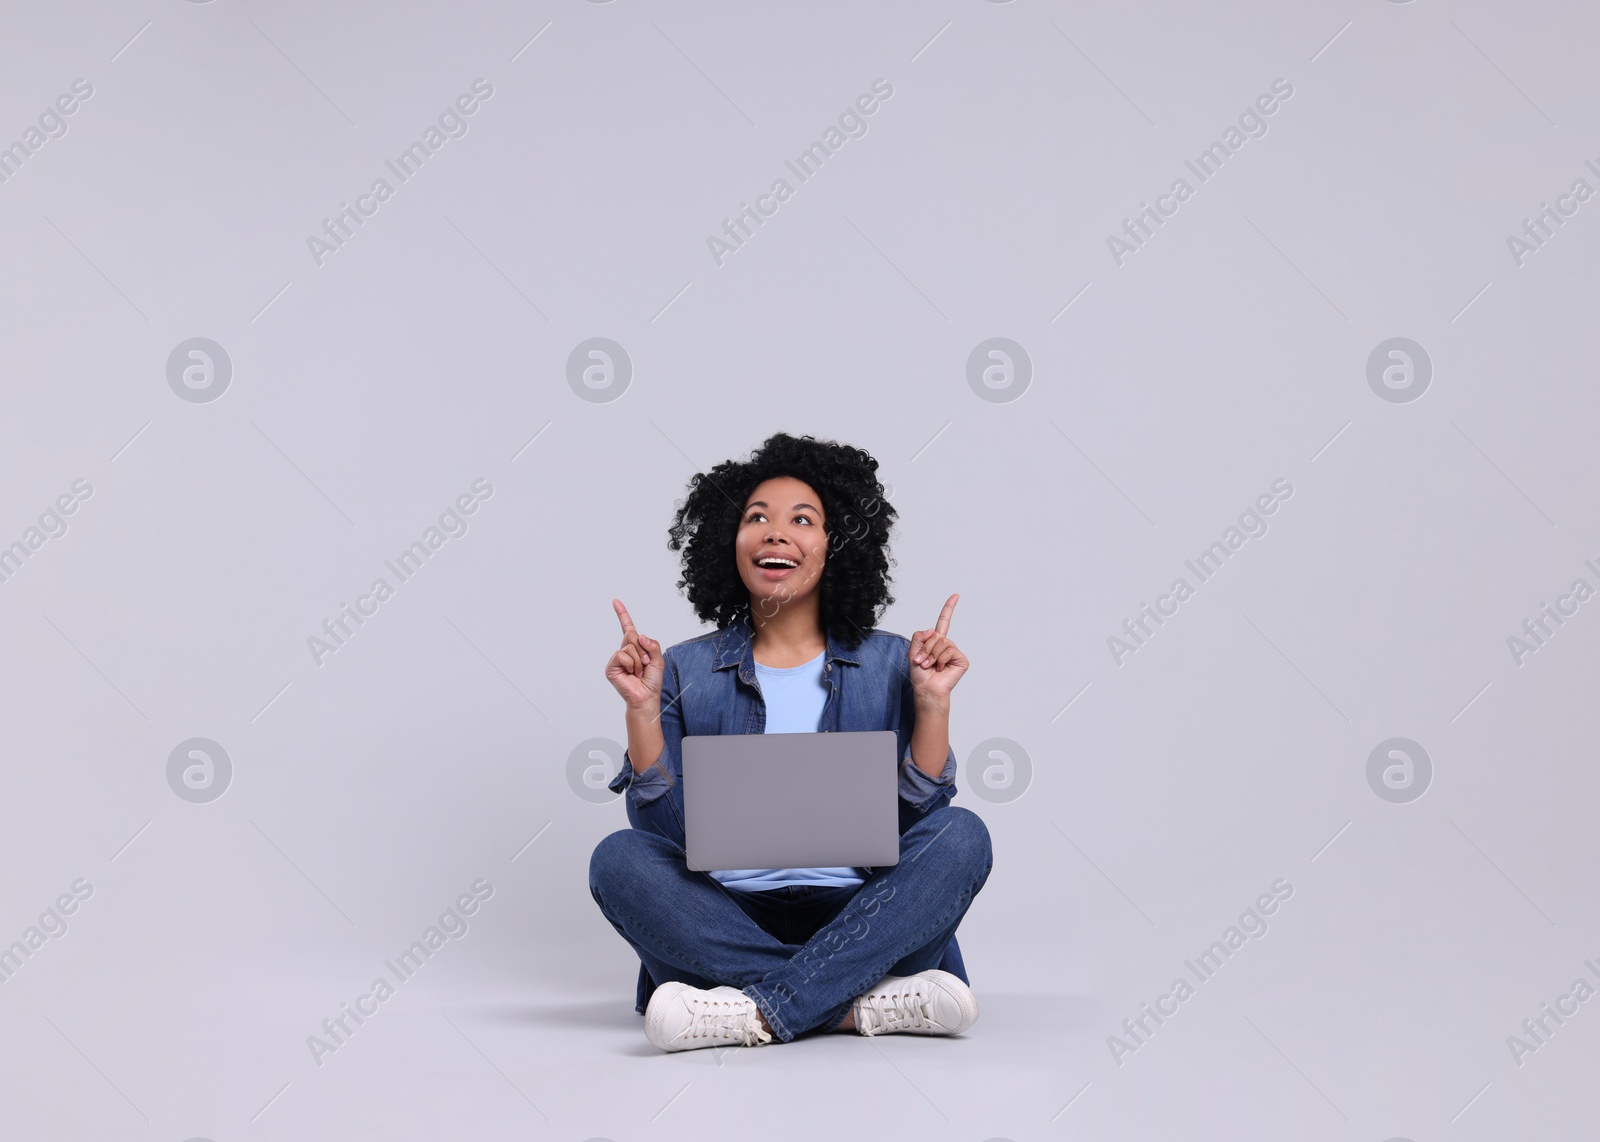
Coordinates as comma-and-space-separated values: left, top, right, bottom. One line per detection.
909, 593, 968, 704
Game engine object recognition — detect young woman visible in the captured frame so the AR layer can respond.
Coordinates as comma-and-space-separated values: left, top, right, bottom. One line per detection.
589, 431, 993, 1051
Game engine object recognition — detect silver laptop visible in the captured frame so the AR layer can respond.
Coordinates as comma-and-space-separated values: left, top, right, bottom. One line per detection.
682, 730, 901, 872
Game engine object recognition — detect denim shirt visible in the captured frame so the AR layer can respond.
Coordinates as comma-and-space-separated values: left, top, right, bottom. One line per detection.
606, 614, 968, 1009
607, 615, 960, 836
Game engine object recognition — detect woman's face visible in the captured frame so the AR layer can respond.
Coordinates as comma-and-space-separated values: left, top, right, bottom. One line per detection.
735, 476, 828, 616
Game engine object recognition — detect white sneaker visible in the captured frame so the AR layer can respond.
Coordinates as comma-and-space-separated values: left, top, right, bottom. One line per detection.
852, 969, 979, 1037
644, 982, 774, 1052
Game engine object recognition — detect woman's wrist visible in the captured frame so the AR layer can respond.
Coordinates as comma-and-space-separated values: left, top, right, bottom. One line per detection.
624, 701, 665, 773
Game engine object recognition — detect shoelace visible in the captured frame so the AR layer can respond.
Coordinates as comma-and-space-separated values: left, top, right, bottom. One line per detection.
676, 993, 773, 1047
855, 981, 934, 1037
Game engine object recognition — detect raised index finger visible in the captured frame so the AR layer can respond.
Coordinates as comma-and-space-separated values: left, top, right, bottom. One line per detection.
612, 598, 638, 639
933, 593, 959, 636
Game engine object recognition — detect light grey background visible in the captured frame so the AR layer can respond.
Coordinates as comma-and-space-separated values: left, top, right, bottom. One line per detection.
2, 1, 1597, 1139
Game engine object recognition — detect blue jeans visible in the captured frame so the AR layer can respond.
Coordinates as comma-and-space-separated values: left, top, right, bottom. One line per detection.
588, 805, 993, 1042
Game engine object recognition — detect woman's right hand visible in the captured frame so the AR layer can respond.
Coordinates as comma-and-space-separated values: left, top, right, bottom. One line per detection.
606, 599, 663, 710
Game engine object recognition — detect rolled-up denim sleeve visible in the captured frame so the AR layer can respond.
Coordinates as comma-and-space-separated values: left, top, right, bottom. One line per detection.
899, 741, 956, 808
605, 649, 687, 846
607, 747, 672, 802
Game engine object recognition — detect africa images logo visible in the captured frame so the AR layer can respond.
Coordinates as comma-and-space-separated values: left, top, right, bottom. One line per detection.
166, 738, 233, 803
167, 338, 232, 403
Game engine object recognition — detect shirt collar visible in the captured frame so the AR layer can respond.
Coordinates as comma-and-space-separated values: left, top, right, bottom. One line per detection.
713, 613, 862, 675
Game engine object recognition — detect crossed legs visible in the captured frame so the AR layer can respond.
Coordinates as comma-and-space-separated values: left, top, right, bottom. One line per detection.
588, 805, 992, 1042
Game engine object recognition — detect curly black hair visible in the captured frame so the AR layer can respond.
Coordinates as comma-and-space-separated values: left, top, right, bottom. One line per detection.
667, 432, 898, 649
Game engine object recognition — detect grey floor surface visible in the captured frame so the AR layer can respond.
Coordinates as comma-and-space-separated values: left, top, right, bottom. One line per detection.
7, 958, 1595, 1140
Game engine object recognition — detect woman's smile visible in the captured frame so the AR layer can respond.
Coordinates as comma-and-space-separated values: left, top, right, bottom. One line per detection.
754, 552, 801, 579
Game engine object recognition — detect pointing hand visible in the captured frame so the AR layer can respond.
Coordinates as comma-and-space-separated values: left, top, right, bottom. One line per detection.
605, 599, 662, 711
909, 593, 968, 704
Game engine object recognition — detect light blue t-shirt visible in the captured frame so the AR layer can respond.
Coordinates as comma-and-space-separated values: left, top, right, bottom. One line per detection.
709, 651, 867, 893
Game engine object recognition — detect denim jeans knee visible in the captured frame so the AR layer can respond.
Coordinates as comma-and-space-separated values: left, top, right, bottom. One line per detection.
924, 805, 992, 881
589, 827, 651, 899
